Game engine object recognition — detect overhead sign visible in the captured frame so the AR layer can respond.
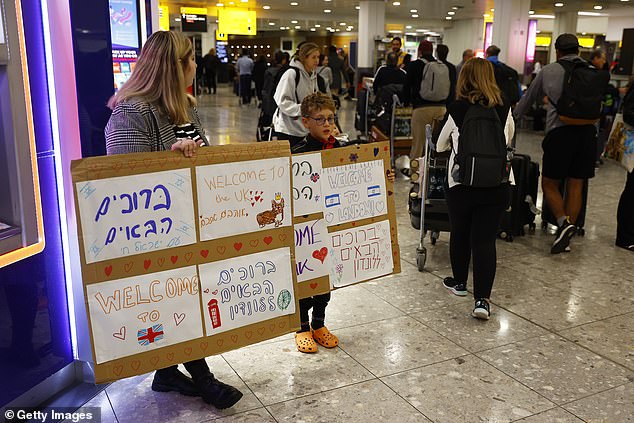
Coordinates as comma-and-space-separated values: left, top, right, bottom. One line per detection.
218, 7, 257, 36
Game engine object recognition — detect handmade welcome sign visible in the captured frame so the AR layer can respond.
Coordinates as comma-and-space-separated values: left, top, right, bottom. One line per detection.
291, 152, 332, 298
321, 142, 400, 288
71, 142, 299, 383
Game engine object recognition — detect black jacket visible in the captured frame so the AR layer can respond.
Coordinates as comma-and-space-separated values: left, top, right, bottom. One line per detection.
440, 59, 457, 106
404, 54, 447, 108
291, 133, 342, 154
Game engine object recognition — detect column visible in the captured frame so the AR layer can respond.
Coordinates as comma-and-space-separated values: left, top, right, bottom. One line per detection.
442, 18, 484, 64
357, 0, 385, 72
492, 0, 531, 73
550, 11, 578, 63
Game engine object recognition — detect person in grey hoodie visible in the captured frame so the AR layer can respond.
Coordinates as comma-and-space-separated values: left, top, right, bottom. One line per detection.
273, 42, 329, 146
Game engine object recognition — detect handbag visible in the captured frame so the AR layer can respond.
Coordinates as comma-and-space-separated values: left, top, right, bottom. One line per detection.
605, 116, 626, 162
623, 128, 634, 173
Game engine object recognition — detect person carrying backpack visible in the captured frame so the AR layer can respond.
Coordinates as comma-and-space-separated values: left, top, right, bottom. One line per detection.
436, 58, 514, 320
485, 45, 522, 108
515, 34, 610, 254
404, 41, 451, 175
616, 81, 634, 252
272, 42, 329, 146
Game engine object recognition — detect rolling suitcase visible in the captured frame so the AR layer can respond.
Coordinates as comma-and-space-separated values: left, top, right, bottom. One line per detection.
541, 179, 588, 236
499, 154, 540, 241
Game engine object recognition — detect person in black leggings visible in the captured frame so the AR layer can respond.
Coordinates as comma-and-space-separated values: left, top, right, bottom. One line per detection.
435, 58, 514, 320
617, 170, 634, 251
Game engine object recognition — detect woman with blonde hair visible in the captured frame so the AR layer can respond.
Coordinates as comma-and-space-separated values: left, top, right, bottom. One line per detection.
436, 57, 514, 320
105, 31, 243, 409
272, 41, 329, 145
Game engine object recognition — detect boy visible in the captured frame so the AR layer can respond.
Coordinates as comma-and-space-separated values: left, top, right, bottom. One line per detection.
291, 93, 394, 352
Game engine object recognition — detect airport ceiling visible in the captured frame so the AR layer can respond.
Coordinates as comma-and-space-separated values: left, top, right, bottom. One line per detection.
162, 0, 634, 33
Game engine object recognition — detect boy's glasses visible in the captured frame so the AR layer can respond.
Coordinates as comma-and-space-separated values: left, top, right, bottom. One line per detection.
305, 116, 336, 126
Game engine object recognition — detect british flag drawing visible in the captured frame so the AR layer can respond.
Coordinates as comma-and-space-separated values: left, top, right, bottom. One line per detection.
137, 324, 164, 346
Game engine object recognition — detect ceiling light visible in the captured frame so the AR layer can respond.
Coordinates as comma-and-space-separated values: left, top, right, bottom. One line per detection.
291, 20, 298, 23
412, 14, 419, 18
531, 14, 555, 18
483, 13, 490, 17
415, 29, 427, 32
410, 9, 417, 13
315, 24, 321, 27
290, 2, 298, 5
268, 22, 275, 25
452, 6, 459, 9
310, 28, 316, 31
536, 30, 541, 33
392, 1, 401, 5
325, 0, 331, 1
295, 25, 301, 29
263, 5, 271, 9
405, 25, 412, 29
578, 11, 603, 15
582, 31, 587, 35
593, 4, 602, 9
529, 10, 535, 14
448, 11, 455, 15
340, 22, 346, 25
554, 2, 564, 7
216, 2, 224, 6
490, 8, 494, 11
324, 9, 331, 12
241, 0, 248, 2
445, 16, 452, 20
355, 5, 360, 9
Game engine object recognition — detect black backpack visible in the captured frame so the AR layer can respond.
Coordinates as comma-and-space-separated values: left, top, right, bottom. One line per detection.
555, 58, 610, 125
623, 85, 634, 127
452, 104, 509, 187
263, 65, 326, 118
493, 62, 521, 106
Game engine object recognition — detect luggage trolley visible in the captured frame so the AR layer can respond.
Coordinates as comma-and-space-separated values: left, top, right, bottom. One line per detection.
411, 124, 452, 271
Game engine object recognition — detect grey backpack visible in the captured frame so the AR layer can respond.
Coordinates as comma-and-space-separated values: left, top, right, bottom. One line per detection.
419, 59, 450, 102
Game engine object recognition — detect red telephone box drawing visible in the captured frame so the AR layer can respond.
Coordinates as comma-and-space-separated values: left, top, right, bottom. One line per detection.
207, 299, 222, 329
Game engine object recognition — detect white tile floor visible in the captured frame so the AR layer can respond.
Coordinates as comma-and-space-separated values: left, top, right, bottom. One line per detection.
76, 86, 634, 423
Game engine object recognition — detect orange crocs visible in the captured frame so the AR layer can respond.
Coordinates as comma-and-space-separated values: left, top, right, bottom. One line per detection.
312, 326, 339, 348
295, 331, 318, 353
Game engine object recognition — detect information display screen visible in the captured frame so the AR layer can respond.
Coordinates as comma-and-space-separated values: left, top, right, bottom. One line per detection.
182, 13, 207, 32
109, 0, 141, 91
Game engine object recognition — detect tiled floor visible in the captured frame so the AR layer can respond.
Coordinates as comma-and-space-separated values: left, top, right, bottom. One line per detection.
79, 86, 634, 423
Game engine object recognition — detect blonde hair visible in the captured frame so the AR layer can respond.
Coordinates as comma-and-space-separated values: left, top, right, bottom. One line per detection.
456, 58, 503, 107
295, 42, 320, 66
107, 31, 196, 124
301, 92, 336, 117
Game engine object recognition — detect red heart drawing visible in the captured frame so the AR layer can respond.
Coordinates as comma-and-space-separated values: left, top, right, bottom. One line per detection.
312, 247, 328, 264
310, 282, 318, 289
200, 249, 209, 258
124, 262, 133, 273
384, 146, 389, 151
150, 356, 160, 365
184, 347, 192, 356
113, 366, 123, 376
216, 339, 224, 347
217, 246, 226, 255
234, 242, 243, 251
340, 158, 344, 162
170, 255, 178, 264
113, 326, 126, 340
278, 234, 287, 242
131, 360, 141, 371
269, 323, 276, 332
104, 265, 113, 277
185, 252, 193, 263
157, 257, 165, 267
257, 327, 266, 335
263, 236, 273, 245
352, 222, 356, 227
166, 352, 174, 361
174, 313, 186, 326
204, 288, 210, 294
143, 259, 151, 270
388, 191, 394, 196
231, 335, 238, 343
249, 239, 259, 247
200, 342, 208, 351
212, 290, 218, 295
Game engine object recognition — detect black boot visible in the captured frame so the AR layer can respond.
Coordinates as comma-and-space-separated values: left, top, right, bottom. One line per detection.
194, 375, 243, 409
151, 366, 199, 396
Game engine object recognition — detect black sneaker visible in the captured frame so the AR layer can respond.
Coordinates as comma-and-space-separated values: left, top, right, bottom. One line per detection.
152, 368, 200, 397
443, 277, 467, 296
472, 298, 490, 320
194, 375, 243, 409
551, 220, 577, 254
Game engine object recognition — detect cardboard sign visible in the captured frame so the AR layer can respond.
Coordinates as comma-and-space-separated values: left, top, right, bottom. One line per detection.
199, 247, 295, 336
75, 170, 196, 264
71, 142, 300, 383
294, 218, 331, 283
292, 153, 323, 217
329, 220, 394, 287
322, 159, 387, 226
196, 157, 292, 241
86, 266, 204, 364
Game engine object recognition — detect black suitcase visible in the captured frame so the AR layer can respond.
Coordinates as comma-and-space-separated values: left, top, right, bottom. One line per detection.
499, 154, 540, 241
541, 179, 588, 236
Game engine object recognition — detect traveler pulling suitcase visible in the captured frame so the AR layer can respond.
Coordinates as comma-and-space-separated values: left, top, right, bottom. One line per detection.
498, 154, 540, 241
541, 179, 588, 236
